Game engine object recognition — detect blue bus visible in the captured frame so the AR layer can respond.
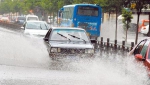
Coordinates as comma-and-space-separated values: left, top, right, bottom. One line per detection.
58, 4, 102, 40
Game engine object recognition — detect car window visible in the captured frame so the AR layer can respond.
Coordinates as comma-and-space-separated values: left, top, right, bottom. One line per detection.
140, 41, 149, 58
40, 23, 48, 30
50, 29, 89, 42
148, 45, 150, 59
134, 40, 147, 55
26, 22, 48, 30
27, 17, 38, 21
144, 22, 149, 26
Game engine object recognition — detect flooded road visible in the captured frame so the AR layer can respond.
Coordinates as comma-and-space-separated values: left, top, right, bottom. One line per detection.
0, 26, 150, 85
100, 14, 148, 43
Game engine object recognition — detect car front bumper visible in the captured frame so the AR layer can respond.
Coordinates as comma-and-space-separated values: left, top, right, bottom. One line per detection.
49, 53, 94, 58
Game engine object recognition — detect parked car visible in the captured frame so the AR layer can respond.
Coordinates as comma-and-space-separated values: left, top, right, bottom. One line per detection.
43, 27, 95, 60
15, 16, 26, 25
0, 16, 9, 23
129, 38, 150, 76
138, 19, 149, 32
140, 25, 149, 35
21, 21, 49, 36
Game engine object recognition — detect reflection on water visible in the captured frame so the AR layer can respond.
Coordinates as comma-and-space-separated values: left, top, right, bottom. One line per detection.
103, 13, 117, 23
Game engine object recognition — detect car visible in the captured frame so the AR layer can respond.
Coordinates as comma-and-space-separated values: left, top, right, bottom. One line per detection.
21, 21, 49, 36
43, 27, 95, 60
129, 38, 150, 76
0, 16, 9, 23
138, 19, 149, 32
15, 16, 26, 25
140, 25, 149, 35
25, 15, 39, 21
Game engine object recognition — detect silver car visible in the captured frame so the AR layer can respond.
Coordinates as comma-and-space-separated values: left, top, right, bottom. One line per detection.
22, 21, 49, 36
43, 27, 95, 60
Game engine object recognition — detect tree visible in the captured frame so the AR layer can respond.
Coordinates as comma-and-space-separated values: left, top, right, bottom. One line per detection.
122, 8, 133, 42
73, 0, 95, 4
129, 0, 150, 44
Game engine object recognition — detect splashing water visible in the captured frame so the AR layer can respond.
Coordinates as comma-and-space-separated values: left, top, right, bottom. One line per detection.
65, 54, 150, 85
0, 27, 150, 85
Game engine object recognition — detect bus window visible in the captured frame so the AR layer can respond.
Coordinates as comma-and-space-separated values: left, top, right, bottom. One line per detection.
77, 6, 98, 16
63, 11, 69, 19
63, 7, 74, 19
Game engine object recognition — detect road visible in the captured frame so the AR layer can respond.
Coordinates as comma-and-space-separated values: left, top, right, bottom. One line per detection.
0, 25, 150, 85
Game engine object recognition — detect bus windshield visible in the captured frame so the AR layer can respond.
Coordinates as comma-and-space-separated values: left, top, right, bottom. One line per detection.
77, 6, 98, 16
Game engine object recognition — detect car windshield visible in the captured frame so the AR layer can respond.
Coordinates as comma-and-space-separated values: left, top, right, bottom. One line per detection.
26, 22, 48, 30
27, 17, 38, 21
144, 22, 149, 26
50, 29, 89, 42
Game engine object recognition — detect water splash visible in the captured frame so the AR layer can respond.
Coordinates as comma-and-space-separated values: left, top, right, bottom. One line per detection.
0, 27, 149, 85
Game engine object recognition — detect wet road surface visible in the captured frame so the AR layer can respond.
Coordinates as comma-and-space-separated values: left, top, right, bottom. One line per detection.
0, 26, 150, 85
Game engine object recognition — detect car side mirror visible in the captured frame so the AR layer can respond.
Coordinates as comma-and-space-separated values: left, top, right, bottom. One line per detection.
135, 54, 144, 61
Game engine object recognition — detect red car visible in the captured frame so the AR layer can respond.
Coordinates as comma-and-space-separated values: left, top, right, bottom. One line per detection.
138, 19, 149, 32
129, 38, 150, 75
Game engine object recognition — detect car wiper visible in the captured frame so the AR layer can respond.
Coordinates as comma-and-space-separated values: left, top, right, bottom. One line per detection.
40, 24, 42, 29
68, 34, 86, 43
57, 33, 71, 41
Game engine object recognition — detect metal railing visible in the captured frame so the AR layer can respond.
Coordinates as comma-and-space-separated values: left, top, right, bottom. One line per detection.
94, 37, 134, 52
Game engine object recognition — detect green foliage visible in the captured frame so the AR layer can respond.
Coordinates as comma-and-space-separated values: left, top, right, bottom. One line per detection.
122, 8, 133, 42
124, 0, 150, 12
0, 0, 149, 16
122, 8, 133, 30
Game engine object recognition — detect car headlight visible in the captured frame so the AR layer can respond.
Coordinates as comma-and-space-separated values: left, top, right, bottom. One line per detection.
85, 49, 94, 53
51, 48, 57, 52
51, 48, 61, 53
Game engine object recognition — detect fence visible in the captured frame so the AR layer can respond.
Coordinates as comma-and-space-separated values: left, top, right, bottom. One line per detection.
95, 37, 134, 52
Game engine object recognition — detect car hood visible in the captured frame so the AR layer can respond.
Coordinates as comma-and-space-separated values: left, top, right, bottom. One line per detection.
50, 42, 93, 49
24, 29, 48, 35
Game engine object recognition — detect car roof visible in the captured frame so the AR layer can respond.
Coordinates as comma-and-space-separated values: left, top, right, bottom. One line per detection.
50, 27, 85, 30
26, 15, 38, 17
26, 20, 43, 22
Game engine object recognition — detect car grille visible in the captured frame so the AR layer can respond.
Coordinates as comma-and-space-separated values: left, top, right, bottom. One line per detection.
60, 48, 85, 54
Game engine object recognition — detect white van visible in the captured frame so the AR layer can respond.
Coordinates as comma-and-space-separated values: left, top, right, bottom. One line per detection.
25, 15, 39, 21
